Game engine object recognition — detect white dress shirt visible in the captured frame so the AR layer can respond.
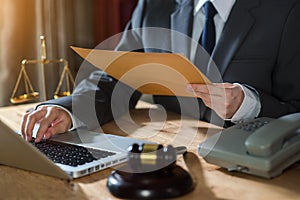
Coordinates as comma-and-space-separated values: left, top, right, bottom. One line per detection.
192, 0, 261, 122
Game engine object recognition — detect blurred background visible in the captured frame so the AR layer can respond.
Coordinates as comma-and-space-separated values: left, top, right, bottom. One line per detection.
0, 0, 137, 106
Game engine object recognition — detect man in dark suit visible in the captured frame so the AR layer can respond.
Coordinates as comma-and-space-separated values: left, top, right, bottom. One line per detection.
22, 0, 300, 142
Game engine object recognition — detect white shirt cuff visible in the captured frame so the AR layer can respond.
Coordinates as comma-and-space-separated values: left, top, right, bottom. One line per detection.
229, 83, 261, 123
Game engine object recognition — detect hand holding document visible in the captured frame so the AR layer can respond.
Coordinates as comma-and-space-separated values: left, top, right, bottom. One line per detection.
71, 47, 211, 97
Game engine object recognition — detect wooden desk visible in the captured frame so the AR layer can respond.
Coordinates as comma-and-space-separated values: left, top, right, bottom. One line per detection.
0, 102, 299, 200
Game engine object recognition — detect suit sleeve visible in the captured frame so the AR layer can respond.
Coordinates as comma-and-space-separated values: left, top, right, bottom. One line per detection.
38, 1, 147, 130
257, 2, 300, 118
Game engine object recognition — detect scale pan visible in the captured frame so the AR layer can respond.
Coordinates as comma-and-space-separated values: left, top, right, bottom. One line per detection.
10, 92, 40, 104
54, 91, 71, 99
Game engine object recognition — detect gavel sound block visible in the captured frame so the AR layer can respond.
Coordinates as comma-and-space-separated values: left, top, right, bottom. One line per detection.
107, 144, 194, 199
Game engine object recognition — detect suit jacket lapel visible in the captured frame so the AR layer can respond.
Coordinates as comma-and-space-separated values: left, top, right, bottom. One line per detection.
170, 0, 193, 58
211, 0, 260, 76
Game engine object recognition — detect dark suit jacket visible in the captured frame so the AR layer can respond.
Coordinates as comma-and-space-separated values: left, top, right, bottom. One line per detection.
43, 0, 300, 129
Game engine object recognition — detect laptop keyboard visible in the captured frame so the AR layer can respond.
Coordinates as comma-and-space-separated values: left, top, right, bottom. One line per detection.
31, 140, 116, 167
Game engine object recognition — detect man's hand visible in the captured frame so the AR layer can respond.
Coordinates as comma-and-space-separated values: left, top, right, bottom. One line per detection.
186, 83, 244, 119
21, 106, 72, 143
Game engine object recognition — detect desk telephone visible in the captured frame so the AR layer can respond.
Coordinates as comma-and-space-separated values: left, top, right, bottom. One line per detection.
198, 113, 300, 178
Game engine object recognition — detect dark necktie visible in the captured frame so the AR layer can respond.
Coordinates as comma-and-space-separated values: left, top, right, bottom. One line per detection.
201, 1, 217, 55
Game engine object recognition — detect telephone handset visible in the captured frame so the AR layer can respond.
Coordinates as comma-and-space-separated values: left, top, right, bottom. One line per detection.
198, 113, 300, 178
245, 113, 300, 157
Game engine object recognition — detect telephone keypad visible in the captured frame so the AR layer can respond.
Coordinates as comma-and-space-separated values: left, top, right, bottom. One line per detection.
236, 120, 270, 132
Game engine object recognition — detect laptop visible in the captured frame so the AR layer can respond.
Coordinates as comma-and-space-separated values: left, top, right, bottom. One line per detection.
0, 120, 150, 180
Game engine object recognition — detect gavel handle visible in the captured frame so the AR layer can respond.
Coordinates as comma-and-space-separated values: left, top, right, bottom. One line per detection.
175, 146, 187, 155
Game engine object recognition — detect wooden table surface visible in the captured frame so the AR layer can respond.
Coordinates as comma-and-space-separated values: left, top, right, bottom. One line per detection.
0, 102, 299, 200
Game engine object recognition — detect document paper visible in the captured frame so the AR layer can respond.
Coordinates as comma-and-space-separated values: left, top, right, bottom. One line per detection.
72, 47, 211, 97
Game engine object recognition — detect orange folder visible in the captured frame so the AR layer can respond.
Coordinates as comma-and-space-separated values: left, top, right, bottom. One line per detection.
72, 46, 211, 97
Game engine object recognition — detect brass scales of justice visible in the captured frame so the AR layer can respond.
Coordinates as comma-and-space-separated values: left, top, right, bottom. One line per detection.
10, 36, 75, 104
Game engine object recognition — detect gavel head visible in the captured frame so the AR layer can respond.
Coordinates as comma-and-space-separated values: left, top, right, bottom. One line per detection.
127, 143, 177, 173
